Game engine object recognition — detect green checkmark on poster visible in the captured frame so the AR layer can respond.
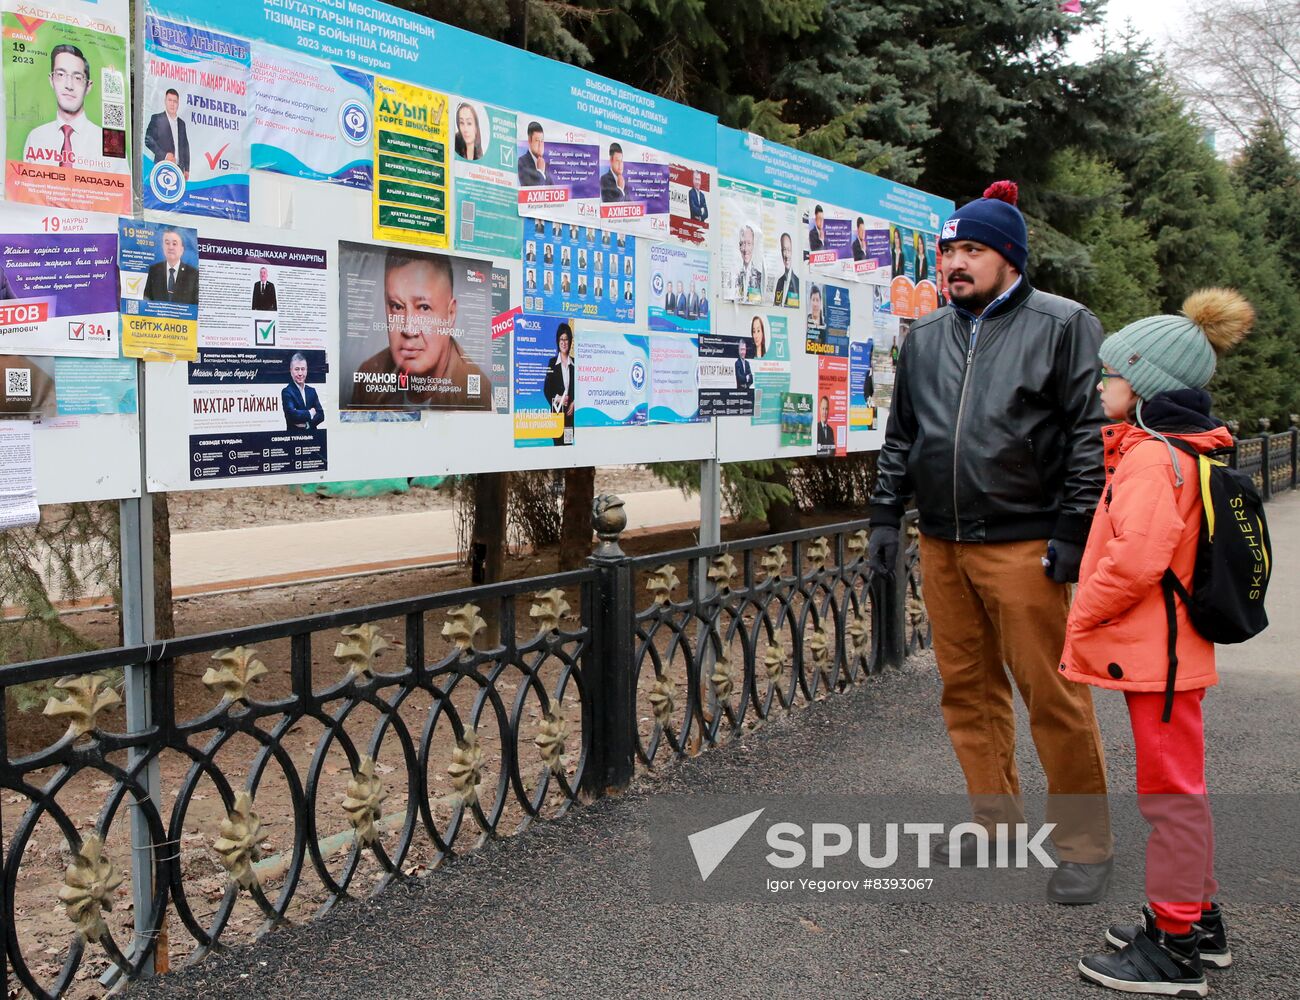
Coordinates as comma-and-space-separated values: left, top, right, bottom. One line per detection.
256, 320, 275, 344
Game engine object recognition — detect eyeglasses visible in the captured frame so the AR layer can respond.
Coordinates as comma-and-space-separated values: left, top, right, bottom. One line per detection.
52, 69, 88, 85
1099, 369, 1127, 382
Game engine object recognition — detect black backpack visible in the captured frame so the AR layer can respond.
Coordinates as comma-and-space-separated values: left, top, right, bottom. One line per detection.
1157, 436, 1271, 719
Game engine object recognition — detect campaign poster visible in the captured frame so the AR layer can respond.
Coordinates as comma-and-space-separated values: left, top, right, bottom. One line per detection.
647, 335, 699, 424
911, 230, 940, 317
804, 201, 852, 274
488, 267, 512, 414
373, 78, 449, 248
1, 354, 55, 417
117, 218, 199, 362
574, 331, 647, 427
780, 392, 812, 448
187, 347, 328, 482
761, 189, 802, 307
669, 162, 710, 246
338, 240, 500, 411
142, 16, 250, 220
197, 237, 328, 350
523, 219, 634, 323
513, 313, 574, 448
514, 114, 670, 239
815, 355, 848, 457
842, 215, 891, 283
53, 356, 135, 414
697, 334, 753, 418
451, 97, 522, 258
648, 243, 709, 334
0, 211, 118, 358
749, 314, 791, 426
849, 339, 877, 431
889, 223, 918, 318
719, 177, 763, 304
805, 280, 850, 358
871, 337, 897, 414
249, 46, 372, 189
2, 0, 131, 213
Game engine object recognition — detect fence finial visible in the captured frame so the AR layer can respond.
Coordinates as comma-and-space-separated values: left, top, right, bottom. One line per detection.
592, 494, 627, 558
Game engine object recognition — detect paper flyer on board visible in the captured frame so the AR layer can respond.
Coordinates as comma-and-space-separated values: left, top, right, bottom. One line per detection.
117, 218, 199, 361
0, 419, 38, 529
512, 313, 574, 448
0, 208, 119, 359
698, 334, 754, 418
197, 237, 328, 350
648, 335, 699, 424
575, 332, 647, 427
373, 77, 449, 248
451, 96, 522, 258
2, 0, 131, 213
141, 15, 250, 220
248, 45, 373, 189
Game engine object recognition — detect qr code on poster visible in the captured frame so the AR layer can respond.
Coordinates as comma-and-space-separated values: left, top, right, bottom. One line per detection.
467, 373, 481, 396
5, 368, 32, 398
493, 386, 507, 410
102, 103, 126, 130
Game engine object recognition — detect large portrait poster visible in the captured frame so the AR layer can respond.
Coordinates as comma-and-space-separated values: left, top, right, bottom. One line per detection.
197, 237, 327, 350
187, 347, 328, 482
338, 240, 500, 412
512, 313, 574, 448
761, 189, 801, 307
719, 177, 763, 304
816, 355, 848, 457
249, 45, 372, 189
451, 96, 521, 258
2, 0, 131, 213
647, 243, 709, 334
118, 218, 199, 361
523, 219, 634, 323
574, 331, 647, 427
668, 162, 709, 246
373, 77, 449, 248
0, 208, 118, 358
142, 15, 250, 220
805, 280, 849, 358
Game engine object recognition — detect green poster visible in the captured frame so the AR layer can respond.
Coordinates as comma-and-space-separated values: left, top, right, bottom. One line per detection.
451, 97, 523, 258
780, 392, 813, 447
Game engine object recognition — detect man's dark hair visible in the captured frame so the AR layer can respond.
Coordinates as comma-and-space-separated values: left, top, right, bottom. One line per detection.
165, 88, 180, 99
527, 121, 544, 138
384, 250, 453, 294
814, 205, 824, 215
50, 44, 90, 77
820, 395, 830, 408
609, 142, 622, 156
856, 216, 865, 228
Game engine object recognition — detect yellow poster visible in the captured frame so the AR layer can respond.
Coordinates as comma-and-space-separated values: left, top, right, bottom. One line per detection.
117, 219, 199, 362
372, 78, 450, 248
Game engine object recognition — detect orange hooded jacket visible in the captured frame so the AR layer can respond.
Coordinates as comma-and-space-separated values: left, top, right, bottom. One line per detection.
1061, 420, 1235, 693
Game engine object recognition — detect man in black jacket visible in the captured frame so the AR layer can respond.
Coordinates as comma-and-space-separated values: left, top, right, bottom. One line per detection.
868, 181, 1112, 903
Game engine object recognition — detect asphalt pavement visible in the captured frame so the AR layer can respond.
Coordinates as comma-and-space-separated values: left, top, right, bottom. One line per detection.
133, 491, 1300, 1000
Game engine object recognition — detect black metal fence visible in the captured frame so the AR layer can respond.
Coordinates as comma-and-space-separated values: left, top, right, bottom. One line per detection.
0, 504, 924, 998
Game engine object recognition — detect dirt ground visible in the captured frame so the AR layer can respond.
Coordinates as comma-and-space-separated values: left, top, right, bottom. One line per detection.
165, 465, 664, 532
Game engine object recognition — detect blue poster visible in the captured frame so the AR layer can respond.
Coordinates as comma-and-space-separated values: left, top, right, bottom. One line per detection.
648, 243, 710, 334
575, 332, 647, 427
522, 220, 634, 323
849, 339, 877, 430
513, 314, 574, 448
53, 358, 138, 414
142, 17, 251, 220
806, 280, 849, 358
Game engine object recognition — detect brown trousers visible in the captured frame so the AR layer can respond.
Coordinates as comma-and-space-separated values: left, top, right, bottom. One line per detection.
919, 535, 1112, 863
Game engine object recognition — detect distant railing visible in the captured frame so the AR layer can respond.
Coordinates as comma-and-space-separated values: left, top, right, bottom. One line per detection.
1227, 420, 1299, 500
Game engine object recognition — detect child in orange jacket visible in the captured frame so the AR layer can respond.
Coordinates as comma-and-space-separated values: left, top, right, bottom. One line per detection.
1061, 289, 1254, 998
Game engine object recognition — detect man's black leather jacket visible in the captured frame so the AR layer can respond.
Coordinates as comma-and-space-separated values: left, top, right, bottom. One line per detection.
870, 279, 1105, 545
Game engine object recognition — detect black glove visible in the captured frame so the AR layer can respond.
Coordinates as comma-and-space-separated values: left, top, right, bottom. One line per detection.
867, 525, 900, 577
1044, 538, 1084, 584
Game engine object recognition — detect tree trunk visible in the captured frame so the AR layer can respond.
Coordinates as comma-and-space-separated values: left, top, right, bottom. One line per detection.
152, 493, 176, 640
471, 473, 509, 643
762, 466, 801, 533
559, 467, 595, 570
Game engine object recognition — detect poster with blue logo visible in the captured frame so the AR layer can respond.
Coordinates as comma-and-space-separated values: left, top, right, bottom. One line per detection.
575, 331, 647, 427
141, 15, 250, 220
648, 243, 710, 334
522, 220, 634, 322
512, 314, 574, 447
248, 45, 372, 189
805, 280, 850, 358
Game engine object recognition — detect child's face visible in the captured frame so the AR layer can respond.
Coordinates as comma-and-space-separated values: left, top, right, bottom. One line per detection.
1097, 366, 1138, 422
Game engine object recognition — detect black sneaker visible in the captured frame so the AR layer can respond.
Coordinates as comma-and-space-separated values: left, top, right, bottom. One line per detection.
1107, 904, 1233, 969
1080, 926, 1207, 997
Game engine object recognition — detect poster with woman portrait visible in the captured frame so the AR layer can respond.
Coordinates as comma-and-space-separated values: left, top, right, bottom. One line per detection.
451, 95, 522, 258
513, 313, 575, 447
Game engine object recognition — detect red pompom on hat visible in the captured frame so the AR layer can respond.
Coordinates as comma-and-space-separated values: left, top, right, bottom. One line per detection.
982, 180, 1019, 206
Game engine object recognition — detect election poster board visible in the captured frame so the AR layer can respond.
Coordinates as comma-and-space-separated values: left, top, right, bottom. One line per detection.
2, 0, 131, 213
142, 15, 250, 220
248, 45, 373, 189
451, 96, 521, 258
0, 206, 119, 358
118, 218, 199, 361
373, 77, 449, 248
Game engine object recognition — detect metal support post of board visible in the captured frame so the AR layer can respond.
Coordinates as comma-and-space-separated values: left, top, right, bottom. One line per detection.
698, 458, 722, 597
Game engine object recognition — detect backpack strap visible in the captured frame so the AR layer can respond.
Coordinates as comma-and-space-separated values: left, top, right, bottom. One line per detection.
1159, 570, 1181, 723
